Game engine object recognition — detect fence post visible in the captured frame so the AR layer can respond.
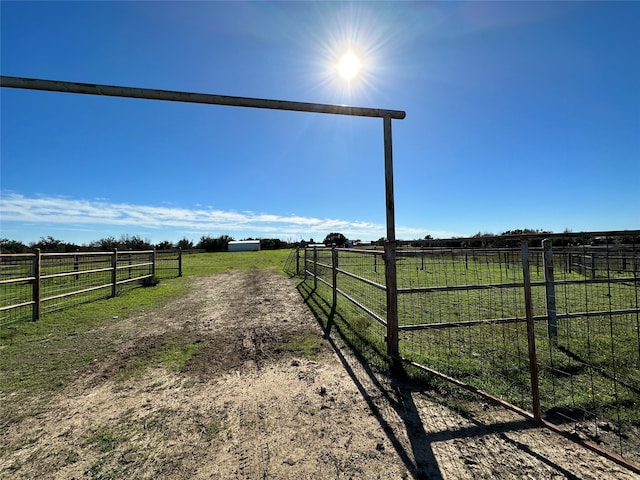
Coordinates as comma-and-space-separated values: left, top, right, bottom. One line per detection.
521, 240, 542, 422
151, 249, 156, 277
296, 247, 300, 276
313, 247, 318, 291
304, 248, 308, 281
32, 249, 41, 321
383, 115, 400, 363
111, 248, 118, 297
178, 248, 183, 277
542, 239, 558, 343
332, 247, 338, 312
74, 249, 79, 281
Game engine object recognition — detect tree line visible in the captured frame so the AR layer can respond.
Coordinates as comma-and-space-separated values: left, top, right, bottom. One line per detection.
0, 234, 297, 254
409, 229, 639, 248
3, 229, 636, 254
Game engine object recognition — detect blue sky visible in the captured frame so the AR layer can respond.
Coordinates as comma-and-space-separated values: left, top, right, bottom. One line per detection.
1, 1, 638, 245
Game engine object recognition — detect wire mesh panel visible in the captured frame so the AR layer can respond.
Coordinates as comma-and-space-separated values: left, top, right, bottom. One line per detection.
0, 254, 36, 326
155, 249, 182, 278
301, 247, 388, 360
397, 248, 546, 411
114, 250, 154, 292
39, 252, 114, 314
298, 236, 640, 470
535, 239, 640, 463
0, 249, 182, 325
335, 249, 387, 324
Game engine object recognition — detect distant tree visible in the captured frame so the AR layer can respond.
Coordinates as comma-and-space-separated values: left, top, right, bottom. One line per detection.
323, 232, 348, 247
197, 235, 234, 252
90, 236, 119, 251
30, 236, 66, 252
156, 240, 174, 250
259, 238, 288, 250
120, 234, 152, 250
0, 238, 29, 253
500, 229, 551, 236
176, 237, 194, 250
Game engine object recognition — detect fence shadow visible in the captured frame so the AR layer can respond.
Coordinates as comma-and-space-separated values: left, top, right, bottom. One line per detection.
296, 279, 593, 480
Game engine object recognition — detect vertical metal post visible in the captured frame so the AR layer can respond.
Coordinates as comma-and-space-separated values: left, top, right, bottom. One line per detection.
313, 247, 318, 291
111, 249, 118, 298
304, 248, 308, 281
542, 239, 558, 343
33, 249, 41, 321
332, 247, 338, 312
296, 247, 300, 276
74, 250, 79, 281
383, 115, 399, 360
521, 240, 542, 421
178, 247, 183, 277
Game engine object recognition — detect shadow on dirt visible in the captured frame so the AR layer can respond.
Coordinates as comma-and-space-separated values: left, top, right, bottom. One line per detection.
296, 280, 587, 480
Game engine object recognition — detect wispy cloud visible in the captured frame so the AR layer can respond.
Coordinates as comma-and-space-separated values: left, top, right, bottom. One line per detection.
0, 193, 442, 240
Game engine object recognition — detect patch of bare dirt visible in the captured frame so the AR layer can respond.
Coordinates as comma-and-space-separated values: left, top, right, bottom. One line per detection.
1, 269, 637, 479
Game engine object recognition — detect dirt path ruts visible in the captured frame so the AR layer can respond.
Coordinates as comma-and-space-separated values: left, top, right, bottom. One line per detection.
0, 269, 636, 479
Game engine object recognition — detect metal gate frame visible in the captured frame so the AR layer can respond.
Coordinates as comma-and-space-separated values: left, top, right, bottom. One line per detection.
0, 75, 405, 359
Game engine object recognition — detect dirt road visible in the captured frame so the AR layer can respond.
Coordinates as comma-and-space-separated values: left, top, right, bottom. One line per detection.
1, 269, 637, 479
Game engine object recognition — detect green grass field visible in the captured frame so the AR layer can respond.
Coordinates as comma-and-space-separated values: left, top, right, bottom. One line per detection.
0, 250, 293, 407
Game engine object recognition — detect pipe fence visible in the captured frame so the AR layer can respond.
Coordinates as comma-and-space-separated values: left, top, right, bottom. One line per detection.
288, 234, 640, 472
0, 248, 182, 326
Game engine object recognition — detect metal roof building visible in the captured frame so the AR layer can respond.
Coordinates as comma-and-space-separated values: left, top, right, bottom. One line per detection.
228, 240, 260, 252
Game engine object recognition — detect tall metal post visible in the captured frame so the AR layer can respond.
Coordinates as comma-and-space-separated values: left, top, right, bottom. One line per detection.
332, 247, 338, 313
521, 240, 542, 421
33, 249, 41, 321
313, 247, 318, 291
542, 239, 558, 343
111, 249, 118, 298
304, 248, 308, 281
383, 115, 399, 359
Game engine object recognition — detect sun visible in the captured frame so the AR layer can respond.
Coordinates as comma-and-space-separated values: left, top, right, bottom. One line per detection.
337, 52, 361, 80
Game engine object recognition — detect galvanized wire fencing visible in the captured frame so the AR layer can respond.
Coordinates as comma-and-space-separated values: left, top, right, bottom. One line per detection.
535, 240, 640, 461
0, 249, 182, 326
396, 246, 537, 410
289, 234, 640, 471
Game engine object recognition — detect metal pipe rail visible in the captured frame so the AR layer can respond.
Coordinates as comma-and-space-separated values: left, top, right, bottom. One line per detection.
0, 76, 406, 120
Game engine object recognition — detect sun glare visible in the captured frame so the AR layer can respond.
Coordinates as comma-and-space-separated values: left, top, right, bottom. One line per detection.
337, 52, 361, 80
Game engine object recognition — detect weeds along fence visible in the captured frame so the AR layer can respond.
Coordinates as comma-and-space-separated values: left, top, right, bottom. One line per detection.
0, 249, 182, 326
286, 235, 640, 471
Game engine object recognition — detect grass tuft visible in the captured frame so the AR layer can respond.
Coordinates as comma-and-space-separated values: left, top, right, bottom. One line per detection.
277, 333, 325, 360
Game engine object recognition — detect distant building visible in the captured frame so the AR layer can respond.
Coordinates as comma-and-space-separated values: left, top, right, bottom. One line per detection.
228, 240, 260, 252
